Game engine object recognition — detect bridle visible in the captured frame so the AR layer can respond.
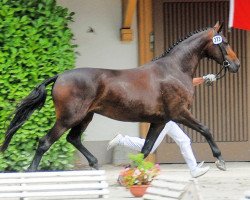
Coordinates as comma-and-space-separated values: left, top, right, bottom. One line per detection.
204, 31, 230, 86
214, 33, 230, 80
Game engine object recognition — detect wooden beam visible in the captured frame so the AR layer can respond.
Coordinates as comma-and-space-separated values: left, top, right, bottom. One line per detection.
137, 0, 154, 162
138, 0, 153, 65
123, 0, 137, 28
121, 0, 137, 41
120, 28, 133, 42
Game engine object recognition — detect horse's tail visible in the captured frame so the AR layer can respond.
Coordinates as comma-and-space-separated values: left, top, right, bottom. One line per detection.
1, 75, 59, 152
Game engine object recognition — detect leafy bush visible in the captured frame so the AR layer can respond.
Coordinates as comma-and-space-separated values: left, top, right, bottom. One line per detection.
0, 0, 76, 171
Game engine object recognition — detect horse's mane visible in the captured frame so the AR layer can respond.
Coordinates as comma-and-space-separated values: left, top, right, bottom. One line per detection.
152, 27, 209, 61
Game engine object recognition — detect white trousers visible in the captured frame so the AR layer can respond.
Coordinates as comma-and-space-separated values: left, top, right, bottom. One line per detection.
119, 121, 197, 171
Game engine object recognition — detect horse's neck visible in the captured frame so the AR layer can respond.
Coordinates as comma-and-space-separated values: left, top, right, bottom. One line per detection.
171, 32, 210, 76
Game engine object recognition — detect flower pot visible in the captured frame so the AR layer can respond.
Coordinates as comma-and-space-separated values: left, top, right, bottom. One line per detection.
129, 185, 149, 197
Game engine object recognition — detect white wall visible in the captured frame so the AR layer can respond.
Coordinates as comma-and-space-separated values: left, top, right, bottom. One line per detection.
57, 0, 139, 141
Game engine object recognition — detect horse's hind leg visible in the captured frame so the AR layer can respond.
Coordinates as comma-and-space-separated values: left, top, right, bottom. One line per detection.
66, 113, 98, 169
27, 121, 68, 171
176, 109, 226, 171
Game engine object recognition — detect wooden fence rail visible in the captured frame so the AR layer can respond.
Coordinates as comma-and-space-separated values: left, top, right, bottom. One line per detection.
0, 170, 109, 199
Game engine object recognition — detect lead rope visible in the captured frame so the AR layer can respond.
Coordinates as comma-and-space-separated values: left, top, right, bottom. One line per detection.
215, 62, 228, 80
205, 63, 228, 86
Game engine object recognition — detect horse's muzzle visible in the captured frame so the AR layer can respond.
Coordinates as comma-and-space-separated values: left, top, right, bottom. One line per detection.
228, 59, 240, 73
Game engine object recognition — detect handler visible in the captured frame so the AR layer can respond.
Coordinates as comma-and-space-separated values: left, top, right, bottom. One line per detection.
107, 74, 217, 178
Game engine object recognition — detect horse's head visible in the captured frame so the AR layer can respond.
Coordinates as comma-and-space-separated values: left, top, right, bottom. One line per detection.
204, 22, 240, 73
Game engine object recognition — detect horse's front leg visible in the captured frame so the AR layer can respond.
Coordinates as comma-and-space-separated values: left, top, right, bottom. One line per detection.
176, 109, 226, 171
141, 122, 166, 158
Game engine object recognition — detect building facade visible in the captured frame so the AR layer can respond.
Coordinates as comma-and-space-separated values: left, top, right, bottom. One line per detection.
58, 0, 250, 165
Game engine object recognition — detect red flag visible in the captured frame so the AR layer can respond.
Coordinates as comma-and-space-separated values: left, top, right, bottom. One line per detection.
229, 0, 250, 30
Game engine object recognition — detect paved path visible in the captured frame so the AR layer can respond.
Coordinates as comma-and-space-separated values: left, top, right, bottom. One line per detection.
101, 162, 250, 200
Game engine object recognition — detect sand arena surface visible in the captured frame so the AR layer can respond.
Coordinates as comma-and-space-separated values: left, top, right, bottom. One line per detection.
102, 162, 250, 200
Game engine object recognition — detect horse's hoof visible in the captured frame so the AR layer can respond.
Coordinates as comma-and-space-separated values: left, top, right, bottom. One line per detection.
215, 159, 226, 171
90, 163, 99, 170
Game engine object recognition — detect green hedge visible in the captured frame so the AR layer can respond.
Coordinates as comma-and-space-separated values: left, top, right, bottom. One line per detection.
0, 0, 76, 171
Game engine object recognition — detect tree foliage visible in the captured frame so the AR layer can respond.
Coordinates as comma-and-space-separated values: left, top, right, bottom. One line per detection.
0, 0, 76, 171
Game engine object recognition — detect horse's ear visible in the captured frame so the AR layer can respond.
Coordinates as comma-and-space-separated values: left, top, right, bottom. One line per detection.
213, 21, 223, 33
217, 22, 224, 33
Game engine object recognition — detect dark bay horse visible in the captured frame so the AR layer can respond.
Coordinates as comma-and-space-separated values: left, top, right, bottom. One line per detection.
1, 22, 240, 171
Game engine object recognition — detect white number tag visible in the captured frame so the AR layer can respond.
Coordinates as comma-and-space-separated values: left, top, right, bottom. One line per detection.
213, 35, 222, 44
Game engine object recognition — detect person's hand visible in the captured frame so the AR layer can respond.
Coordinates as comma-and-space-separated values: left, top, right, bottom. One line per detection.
203, 74, 216, 86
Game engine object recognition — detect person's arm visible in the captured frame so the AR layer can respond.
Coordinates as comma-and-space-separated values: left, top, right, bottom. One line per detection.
192, 77, 204, 86
192, 74, 217, 86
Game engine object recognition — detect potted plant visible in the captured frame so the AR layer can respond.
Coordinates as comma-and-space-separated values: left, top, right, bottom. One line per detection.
118, 153, 160, 197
